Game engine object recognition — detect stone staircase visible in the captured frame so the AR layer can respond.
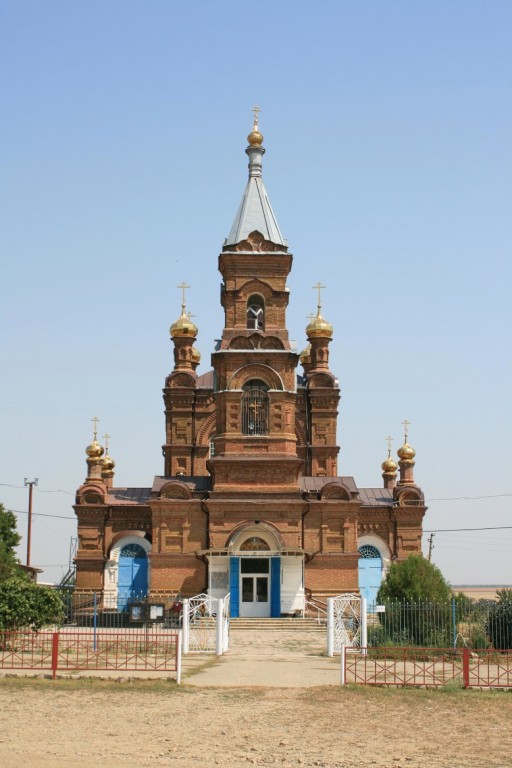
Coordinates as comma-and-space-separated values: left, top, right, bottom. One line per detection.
229, 617, 325, 632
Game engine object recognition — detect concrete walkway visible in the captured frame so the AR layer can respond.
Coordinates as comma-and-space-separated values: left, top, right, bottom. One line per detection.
182, 628, 342, 687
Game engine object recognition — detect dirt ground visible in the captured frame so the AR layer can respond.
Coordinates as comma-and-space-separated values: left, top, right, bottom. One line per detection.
0, 678, 510, 768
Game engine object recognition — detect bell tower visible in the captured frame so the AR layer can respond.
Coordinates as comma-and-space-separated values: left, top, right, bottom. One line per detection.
208, 113, 302, 494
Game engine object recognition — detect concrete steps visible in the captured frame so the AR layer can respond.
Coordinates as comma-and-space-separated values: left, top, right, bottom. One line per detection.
229, 617, 325, 632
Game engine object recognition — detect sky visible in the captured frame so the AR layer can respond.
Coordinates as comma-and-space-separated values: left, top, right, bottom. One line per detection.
1, 0, 511, 586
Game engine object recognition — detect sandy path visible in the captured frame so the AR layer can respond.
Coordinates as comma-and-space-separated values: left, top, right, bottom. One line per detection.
0, 680, 510, 768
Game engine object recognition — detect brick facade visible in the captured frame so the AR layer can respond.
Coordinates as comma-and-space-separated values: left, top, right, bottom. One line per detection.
74, 125, 426, 611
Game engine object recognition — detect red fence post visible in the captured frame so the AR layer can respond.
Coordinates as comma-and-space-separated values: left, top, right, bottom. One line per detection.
51, 632, 59, 680
462, 647, 470, 689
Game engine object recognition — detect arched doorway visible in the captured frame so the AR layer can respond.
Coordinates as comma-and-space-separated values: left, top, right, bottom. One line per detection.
227, 526, 282, 619
358, 544, 382, 608
118, 542, 149, 609
104, 535, 151, 610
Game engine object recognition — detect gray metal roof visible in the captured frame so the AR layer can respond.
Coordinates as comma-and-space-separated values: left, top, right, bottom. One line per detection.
224, 145, 287, 247
358, 488, 395, 506
299, 476, 358, 494
107, 488, 151, 505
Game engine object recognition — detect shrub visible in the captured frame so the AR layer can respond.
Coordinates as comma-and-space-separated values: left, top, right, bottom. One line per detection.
486, 589, 512, 650
0, 577, 65, 631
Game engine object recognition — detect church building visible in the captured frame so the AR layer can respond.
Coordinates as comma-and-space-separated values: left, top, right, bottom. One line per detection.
74, 115, 427, 617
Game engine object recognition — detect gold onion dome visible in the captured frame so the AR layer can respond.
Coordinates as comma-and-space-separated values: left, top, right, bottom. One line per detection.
299, 343, 312, 365
191, 346, 201, 363
102, 454, 115, 471
397, 442, 416, 461
247, 127, 264, 147
306, 312, 333, 339
170, 310, 198, 339
382, 455, 398, 473
86, 440, 104, 459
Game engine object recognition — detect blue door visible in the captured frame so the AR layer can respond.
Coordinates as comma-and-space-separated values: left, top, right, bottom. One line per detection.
358, 545, 382, 609
229, 557, 240, 618
270, 557, 281, 618
118, 543, 148, 610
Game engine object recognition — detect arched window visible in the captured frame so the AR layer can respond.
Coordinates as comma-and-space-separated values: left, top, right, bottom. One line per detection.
240, 537, 271, 551
358, 545, 381, 559
242, 380, 269, 435
247, 295, 265, 331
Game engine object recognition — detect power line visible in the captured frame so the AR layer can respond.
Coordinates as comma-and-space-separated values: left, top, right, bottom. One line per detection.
424, 526, 512, 532
426, 493, 512, 501
0, 482, 73, 495
10, 509, 76, 521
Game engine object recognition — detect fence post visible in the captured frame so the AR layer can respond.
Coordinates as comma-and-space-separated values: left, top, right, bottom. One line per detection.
361, 597, 368, 655
51, 632, 59, 680
216, 598, 224, 656
176, 631, 182, 685
93, 591, 97, 651
462, 647, 470, 689
182, 599, 189, 655
327, 597, 334, 657
452, 597, 457, 648
340, 644, 346, 686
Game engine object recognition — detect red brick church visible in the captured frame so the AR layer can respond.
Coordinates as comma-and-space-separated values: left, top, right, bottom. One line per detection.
74, 115, 426, 616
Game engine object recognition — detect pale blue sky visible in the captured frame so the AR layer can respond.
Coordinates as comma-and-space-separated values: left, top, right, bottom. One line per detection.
1, 1, 511, 585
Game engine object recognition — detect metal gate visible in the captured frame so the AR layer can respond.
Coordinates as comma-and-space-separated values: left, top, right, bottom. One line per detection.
327, 593, 362, 655
183, 593, 230, 654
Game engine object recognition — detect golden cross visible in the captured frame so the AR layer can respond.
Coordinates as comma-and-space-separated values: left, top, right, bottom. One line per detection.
402, 419, 410, 442
252, 105, 261, 128
91, 416, 100, 441
177, 282, 191, 311
386, 435, 393, 456
306, 312, 316, 322
312, 282, 326, 312
249, 401, 261, 414
103, 433, 111, 453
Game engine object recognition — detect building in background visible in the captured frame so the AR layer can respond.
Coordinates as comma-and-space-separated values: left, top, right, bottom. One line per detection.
74, 116, 427, 616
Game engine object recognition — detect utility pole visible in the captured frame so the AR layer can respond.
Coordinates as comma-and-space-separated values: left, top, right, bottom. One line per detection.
24, 478, 39, 567
427, 532, 435, 562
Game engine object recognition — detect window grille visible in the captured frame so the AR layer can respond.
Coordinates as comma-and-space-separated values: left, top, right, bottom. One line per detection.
242, 381, 269, 435
120, 544, 147, 558
358, 544, 381, 559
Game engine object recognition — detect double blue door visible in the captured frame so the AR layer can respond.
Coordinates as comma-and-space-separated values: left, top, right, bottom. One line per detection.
118, 544, 148, 610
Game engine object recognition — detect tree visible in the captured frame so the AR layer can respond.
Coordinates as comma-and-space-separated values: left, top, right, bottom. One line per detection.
0, 503, 65, 631
377, 554, 452, 603
486, 589, 512, 650
0, 504, 22, 580
376, 555, 453, 647
0, 577, 65, 631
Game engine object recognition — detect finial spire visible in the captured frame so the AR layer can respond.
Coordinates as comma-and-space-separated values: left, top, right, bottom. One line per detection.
103, 433, 110, 453
313, 282, 326, 315
252, 105, 261, 130
91, 416, 100, 441
402, 418, 410, 443
177, 282, 191, 314
386, 435, 393, 457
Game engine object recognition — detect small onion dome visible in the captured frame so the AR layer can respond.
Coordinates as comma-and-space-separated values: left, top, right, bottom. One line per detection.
102, 454, 115, 472
299, 343, 312, 366
191, 346, 201, 364
170, 310, 198, 339
397, 442, 416, 461
86, 440, 104, 459
382, 455, 398, 473
247, 127, 264, 147
306, 312, 333, 339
